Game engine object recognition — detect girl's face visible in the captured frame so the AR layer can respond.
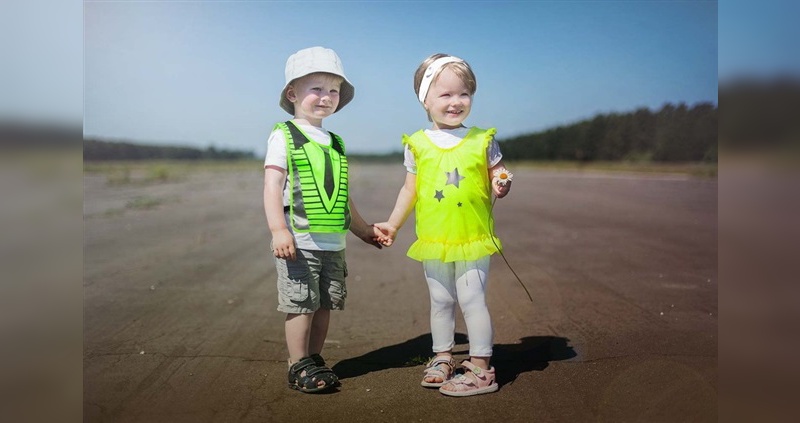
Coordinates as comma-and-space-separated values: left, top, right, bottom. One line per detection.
423, 67, 473, 130
286, 72, 342, 126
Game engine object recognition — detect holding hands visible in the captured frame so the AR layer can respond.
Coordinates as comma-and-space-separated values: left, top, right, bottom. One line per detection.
372, 222, 397, 247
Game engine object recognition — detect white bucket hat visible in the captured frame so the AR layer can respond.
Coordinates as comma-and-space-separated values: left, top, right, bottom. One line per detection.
280, 46, 355, 115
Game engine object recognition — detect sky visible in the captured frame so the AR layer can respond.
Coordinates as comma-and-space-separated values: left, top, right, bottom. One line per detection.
78, 0, 720, 156
3, 1, 798, 156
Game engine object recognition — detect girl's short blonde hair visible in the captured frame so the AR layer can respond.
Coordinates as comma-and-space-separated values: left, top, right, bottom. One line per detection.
413, 53, 477, 100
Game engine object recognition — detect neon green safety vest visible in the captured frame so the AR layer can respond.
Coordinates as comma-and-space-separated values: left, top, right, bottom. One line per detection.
275, 121, 351, 233
404, 127, 502, 262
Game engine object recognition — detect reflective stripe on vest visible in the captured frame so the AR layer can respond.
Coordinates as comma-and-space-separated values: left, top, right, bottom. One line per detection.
277, 121, 351, 233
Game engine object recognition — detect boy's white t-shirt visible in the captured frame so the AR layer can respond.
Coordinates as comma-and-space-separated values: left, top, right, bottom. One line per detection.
264, 122, 346, 251
403, 127, 503, 173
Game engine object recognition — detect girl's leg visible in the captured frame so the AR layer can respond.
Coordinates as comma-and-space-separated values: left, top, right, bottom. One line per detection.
438, 257, 498, 396
455, 256, 493, 368
422, 260, 457, 385
423, 260, 457, 353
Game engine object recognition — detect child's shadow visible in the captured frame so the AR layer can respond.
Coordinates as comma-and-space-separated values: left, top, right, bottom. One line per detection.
332, 333, 576, 386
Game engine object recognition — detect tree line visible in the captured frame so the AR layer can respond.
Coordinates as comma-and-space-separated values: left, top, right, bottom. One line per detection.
719, 76, 800, 151
78, 77, 800, 162
499, 102, 717, 162
83, 139, 254, 161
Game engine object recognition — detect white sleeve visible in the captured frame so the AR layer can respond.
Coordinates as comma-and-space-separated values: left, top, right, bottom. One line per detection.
403, 144, 417, 174
264, 129, 288, 169
487, 136, 504, 168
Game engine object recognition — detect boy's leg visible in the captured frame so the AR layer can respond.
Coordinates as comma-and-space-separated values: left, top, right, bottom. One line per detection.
314, 249, 347, 356
276, 249, 322, 363
285, 313, 313, 364
308, 308, 330, 355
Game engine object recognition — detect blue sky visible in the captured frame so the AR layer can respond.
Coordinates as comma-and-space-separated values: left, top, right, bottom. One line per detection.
4, 1, 798, 156
718, 0, 800, 81
80, 1, 719, 156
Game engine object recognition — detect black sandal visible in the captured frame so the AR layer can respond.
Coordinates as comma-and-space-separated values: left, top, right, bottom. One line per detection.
309, 354, 340, 387
288, 356, 339, 393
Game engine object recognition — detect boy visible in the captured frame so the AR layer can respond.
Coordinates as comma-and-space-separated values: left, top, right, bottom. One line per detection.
263, 46, 382, 393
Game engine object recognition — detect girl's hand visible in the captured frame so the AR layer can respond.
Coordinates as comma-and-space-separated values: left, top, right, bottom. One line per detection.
493, 179, 511, 198
373, 222, 397, 247
491, 166, 513, 198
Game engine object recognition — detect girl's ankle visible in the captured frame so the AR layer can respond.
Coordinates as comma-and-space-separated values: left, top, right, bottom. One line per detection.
469, 357, 491, 370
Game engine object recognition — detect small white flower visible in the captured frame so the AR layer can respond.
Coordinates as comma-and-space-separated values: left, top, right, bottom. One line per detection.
493, 168, 513, 186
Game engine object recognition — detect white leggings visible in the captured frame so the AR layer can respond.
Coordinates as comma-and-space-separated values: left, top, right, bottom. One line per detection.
423, 256, 493, 357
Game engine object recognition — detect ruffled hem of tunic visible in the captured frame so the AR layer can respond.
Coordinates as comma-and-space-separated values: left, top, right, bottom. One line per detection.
406, 236, 502, 263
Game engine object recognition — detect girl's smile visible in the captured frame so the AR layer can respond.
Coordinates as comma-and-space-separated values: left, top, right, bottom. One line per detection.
424, 68, 473, 130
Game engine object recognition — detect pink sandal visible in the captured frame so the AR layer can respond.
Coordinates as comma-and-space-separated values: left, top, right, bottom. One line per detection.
421, 355, 455, 388
439, 360, 499, 397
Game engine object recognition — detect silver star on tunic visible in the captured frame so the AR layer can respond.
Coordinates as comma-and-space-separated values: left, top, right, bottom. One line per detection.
434, 190, 445, 202
445, 168, 465, 188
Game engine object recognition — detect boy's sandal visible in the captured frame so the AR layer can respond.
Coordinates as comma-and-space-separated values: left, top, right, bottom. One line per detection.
421, 355, 456, 388
309, 353, 340, 387
439, 360, 499, 397
287, 356, 338, 393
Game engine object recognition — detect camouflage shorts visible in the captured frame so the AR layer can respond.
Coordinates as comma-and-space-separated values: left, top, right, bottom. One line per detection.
275, 249, 347, 314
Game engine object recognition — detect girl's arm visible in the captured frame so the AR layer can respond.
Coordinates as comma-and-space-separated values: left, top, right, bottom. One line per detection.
264, 165, 297, 261
374, 172, 417, 245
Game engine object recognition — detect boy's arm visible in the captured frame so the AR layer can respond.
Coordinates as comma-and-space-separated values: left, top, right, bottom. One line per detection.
348, 199, 383, 249
374, 172, 417, 244
264, 166, 296, 260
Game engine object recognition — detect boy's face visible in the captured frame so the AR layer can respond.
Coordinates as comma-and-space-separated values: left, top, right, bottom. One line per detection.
423, 67, 473, 130
286, 72, 343, 125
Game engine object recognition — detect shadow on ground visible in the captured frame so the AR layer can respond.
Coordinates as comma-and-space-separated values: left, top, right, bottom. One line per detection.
333, 333, 576, 386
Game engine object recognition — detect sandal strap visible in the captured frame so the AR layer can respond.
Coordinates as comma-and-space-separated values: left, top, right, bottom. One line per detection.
426, 355, 454, 369
309, 353, 327, 367
289, 356, 318, 373
289, 357, 337, 378
460, 360, 491, 382
424, 356, 454, 375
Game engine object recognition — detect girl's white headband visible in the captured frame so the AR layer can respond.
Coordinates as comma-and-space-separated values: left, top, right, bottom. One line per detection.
417, 56, 464, 103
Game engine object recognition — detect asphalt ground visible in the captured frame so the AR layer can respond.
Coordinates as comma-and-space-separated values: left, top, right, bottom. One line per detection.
83, 163, 717, 422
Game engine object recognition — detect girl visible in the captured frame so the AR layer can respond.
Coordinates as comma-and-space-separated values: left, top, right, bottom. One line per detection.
375, 53, 512, 397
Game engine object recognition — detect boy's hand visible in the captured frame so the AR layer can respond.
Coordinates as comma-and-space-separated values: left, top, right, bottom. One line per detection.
373, 222, 397, 247
271, 228, 297, 261
353, 224, 384, 249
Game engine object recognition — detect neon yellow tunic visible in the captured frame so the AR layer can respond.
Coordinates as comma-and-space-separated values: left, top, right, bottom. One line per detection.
404, 127, 502, 262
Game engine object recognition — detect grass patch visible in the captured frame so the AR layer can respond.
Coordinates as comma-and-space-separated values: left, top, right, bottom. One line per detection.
85, 159, 260, 174
404, 355, 431, 367
106, 167, 132, 185
84, 159, 262, 185
510, 160, 717, 178
102, 208, 125, 217
125, 196, 163, 210
146, 165, 172, 182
